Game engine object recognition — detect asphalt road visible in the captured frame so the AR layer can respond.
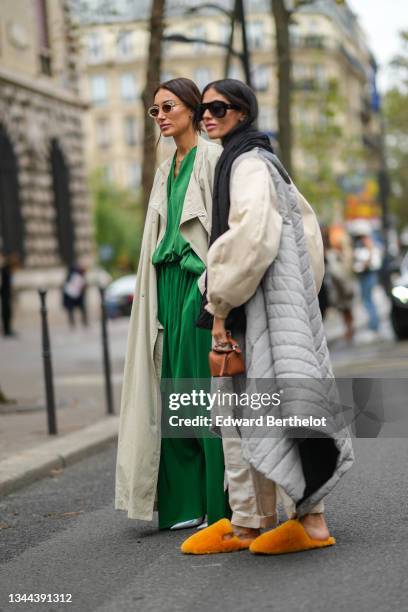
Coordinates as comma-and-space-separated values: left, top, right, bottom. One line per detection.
1, 340, 408, 612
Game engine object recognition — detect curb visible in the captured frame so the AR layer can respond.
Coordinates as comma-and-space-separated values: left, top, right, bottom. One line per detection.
0, 416, 119, 498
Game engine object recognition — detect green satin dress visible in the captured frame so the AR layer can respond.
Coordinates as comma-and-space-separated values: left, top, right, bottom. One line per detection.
152, 146, 229, 529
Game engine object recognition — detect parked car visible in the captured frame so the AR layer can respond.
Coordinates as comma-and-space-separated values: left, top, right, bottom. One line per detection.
390, 254, 408, 340
104, 274, 136, 318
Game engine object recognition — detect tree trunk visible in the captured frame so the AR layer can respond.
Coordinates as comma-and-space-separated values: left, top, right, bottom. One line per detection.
141, 0, 165, 216
271, 0, 293, 175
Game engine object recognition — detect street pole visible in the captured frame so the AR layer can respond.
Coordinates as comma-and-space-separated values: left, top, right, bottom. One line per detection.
99, 286, 114, 415
38, 290, 58, 435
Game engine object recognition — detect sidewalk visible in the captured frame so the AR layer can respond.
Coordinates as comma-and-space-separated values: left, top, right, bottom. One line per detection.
324, 284, 391, 344
0, 301, 128, 453
0, 302, 128, 495
0, 285, 392, 497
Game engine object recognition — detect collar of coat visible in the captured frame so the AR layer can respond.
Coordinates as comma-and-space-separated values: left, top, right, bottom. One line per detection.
150, 134, 220, 235
156, 133, 209, 177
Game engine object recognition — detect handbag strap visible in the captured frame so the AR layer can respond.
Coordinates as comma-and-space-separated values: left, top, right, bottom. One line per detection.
213, 337, 242, 354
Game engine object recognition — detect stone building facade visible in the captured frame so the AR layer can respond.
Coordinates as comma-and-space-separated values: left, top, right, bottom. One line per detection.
0, 0, 94, 290
77, 0, 381, 197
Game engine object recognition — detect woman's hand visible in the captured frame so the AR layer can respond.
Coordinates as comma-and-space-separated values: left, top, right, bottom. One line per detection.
212, 316, 230, 349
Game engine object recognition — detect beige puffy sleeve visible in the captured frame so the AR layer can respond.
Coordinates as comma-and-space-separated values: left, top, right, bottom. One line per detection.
205, 156, 282, 319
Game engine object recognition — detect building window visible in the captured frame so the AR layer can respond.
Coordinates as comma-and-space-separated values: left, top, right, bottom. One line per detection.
194, 68, 211, 91
87, 32, 104, 63
289, 22, 302, 47
101, 165, 113, 183
35, 0, 52, 75
248, 21, 264, 50
117, 30, 133, 59
96, 117, 111, 149
313, 63, 325, 84
128, 162, 141, 189
90, 75, 108, 105
219, 21, 230, 45
258, 106, 273, 132
124, 116, 138, 146
297, 107, 309, 126
192, 25, 206, 52
293, 63, 307, 80
120, 73, 138, 102
161, 71, 173, 83
228, 63, 243, 80
252, 65, 269, 92
318, 110, 328, 128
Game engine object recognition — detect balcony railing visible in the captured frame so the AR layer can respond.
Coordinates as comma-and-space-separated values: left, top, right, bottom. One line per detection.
338, 44, 367, 78
291, 35, 327, 50
293, 78, 323, 91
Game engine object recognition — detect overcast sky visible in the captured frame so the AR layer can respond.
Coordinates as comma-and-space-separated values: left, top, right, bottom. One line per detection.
347, 0, 407, 90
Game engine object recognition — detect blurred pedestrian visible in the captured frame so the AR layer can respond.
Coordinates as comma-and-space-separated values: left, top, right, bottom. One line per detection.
352, 222, 382, 334
327, 226, 355, 341
318, 226, 332, 320
62, 265, 88, 328
1, 252, 20, 338
115, 78, 229, 531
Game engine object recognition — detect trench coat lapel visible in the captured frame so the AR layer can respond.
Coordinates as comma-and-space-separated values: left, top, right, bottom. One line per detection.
152, 137, 212, 236
180, 137, 211, 234
150, 157, 171, 223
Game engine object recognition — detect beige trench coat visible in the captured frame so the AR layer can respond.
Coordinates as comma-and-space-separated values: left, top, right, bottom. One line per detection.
115, 136, 222, 520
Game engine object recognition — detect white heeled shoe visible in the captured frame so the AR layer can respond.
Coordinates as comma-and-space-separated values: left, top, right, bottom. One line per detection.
169, 516, 205, 530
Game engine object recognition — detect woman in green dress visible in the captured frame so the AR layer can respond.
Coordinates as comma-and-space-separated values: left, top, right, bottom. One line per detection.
115, 78, 229, 530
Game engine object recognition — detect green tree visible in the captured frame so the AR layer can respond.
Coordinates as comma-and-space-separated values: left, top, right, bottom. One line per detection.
270, 0, 345, 176
91, 172, 144, 276
294, 78, 369, 221
384, 31, 408, 227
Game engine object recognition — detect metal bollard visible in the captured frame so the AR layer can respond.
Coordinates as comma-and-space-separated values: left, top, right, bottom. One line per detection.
99, 286, 114, 415
38, 289, 58, 435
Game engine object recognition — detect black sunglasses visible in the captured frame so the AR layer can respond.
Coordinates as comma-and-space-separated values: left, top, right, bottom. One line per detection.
197, 100, 241, 121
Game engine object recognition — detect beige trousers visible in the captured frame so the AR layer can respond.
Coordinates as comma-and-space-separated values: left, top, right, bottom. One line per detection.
211, 334, 324, 530
222, 436, 325, 529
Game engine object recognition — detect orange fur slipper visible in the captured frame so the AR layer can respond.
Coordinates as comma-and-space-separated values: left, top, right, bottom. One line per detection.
181, 518, 253, 554
249, 519, 336, 555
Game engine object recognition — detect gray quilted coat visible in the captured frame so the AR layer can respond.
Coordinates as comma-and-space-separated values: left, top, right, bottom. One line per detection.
226, 149, 354, 517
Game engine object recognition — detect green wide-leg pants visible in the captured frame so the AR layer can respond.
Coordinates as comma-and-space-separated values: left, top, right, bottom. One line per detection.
156, 261, 229, 529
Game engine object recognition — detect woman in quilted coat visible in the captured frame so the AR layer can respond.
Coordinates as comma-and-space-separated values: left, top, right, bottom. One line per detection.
181, 79, 353, 555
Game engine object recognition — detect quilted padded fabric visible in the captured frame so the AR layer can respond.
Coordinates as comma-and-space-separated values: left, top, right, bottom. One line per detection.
237, 149, 354, 515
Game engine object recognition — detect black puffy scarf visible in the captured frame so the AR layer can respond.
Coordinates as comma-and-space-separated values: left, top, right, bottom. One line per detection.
196, 123, 274, 331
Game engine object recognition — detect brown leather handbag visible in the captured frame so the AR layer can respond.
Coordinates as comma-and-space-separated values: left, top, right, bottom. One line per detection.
209, 333, 245, 377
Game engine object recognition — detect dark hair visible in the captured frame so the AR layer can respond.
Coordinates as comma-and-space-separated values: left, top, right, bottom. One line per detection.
154, 77, 201, 131
201, 78, 258, 127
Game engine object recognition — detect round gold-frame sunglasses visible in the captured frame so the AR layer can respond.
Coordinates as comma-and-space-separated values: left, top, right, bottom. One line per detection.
148, 100, 181, 118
